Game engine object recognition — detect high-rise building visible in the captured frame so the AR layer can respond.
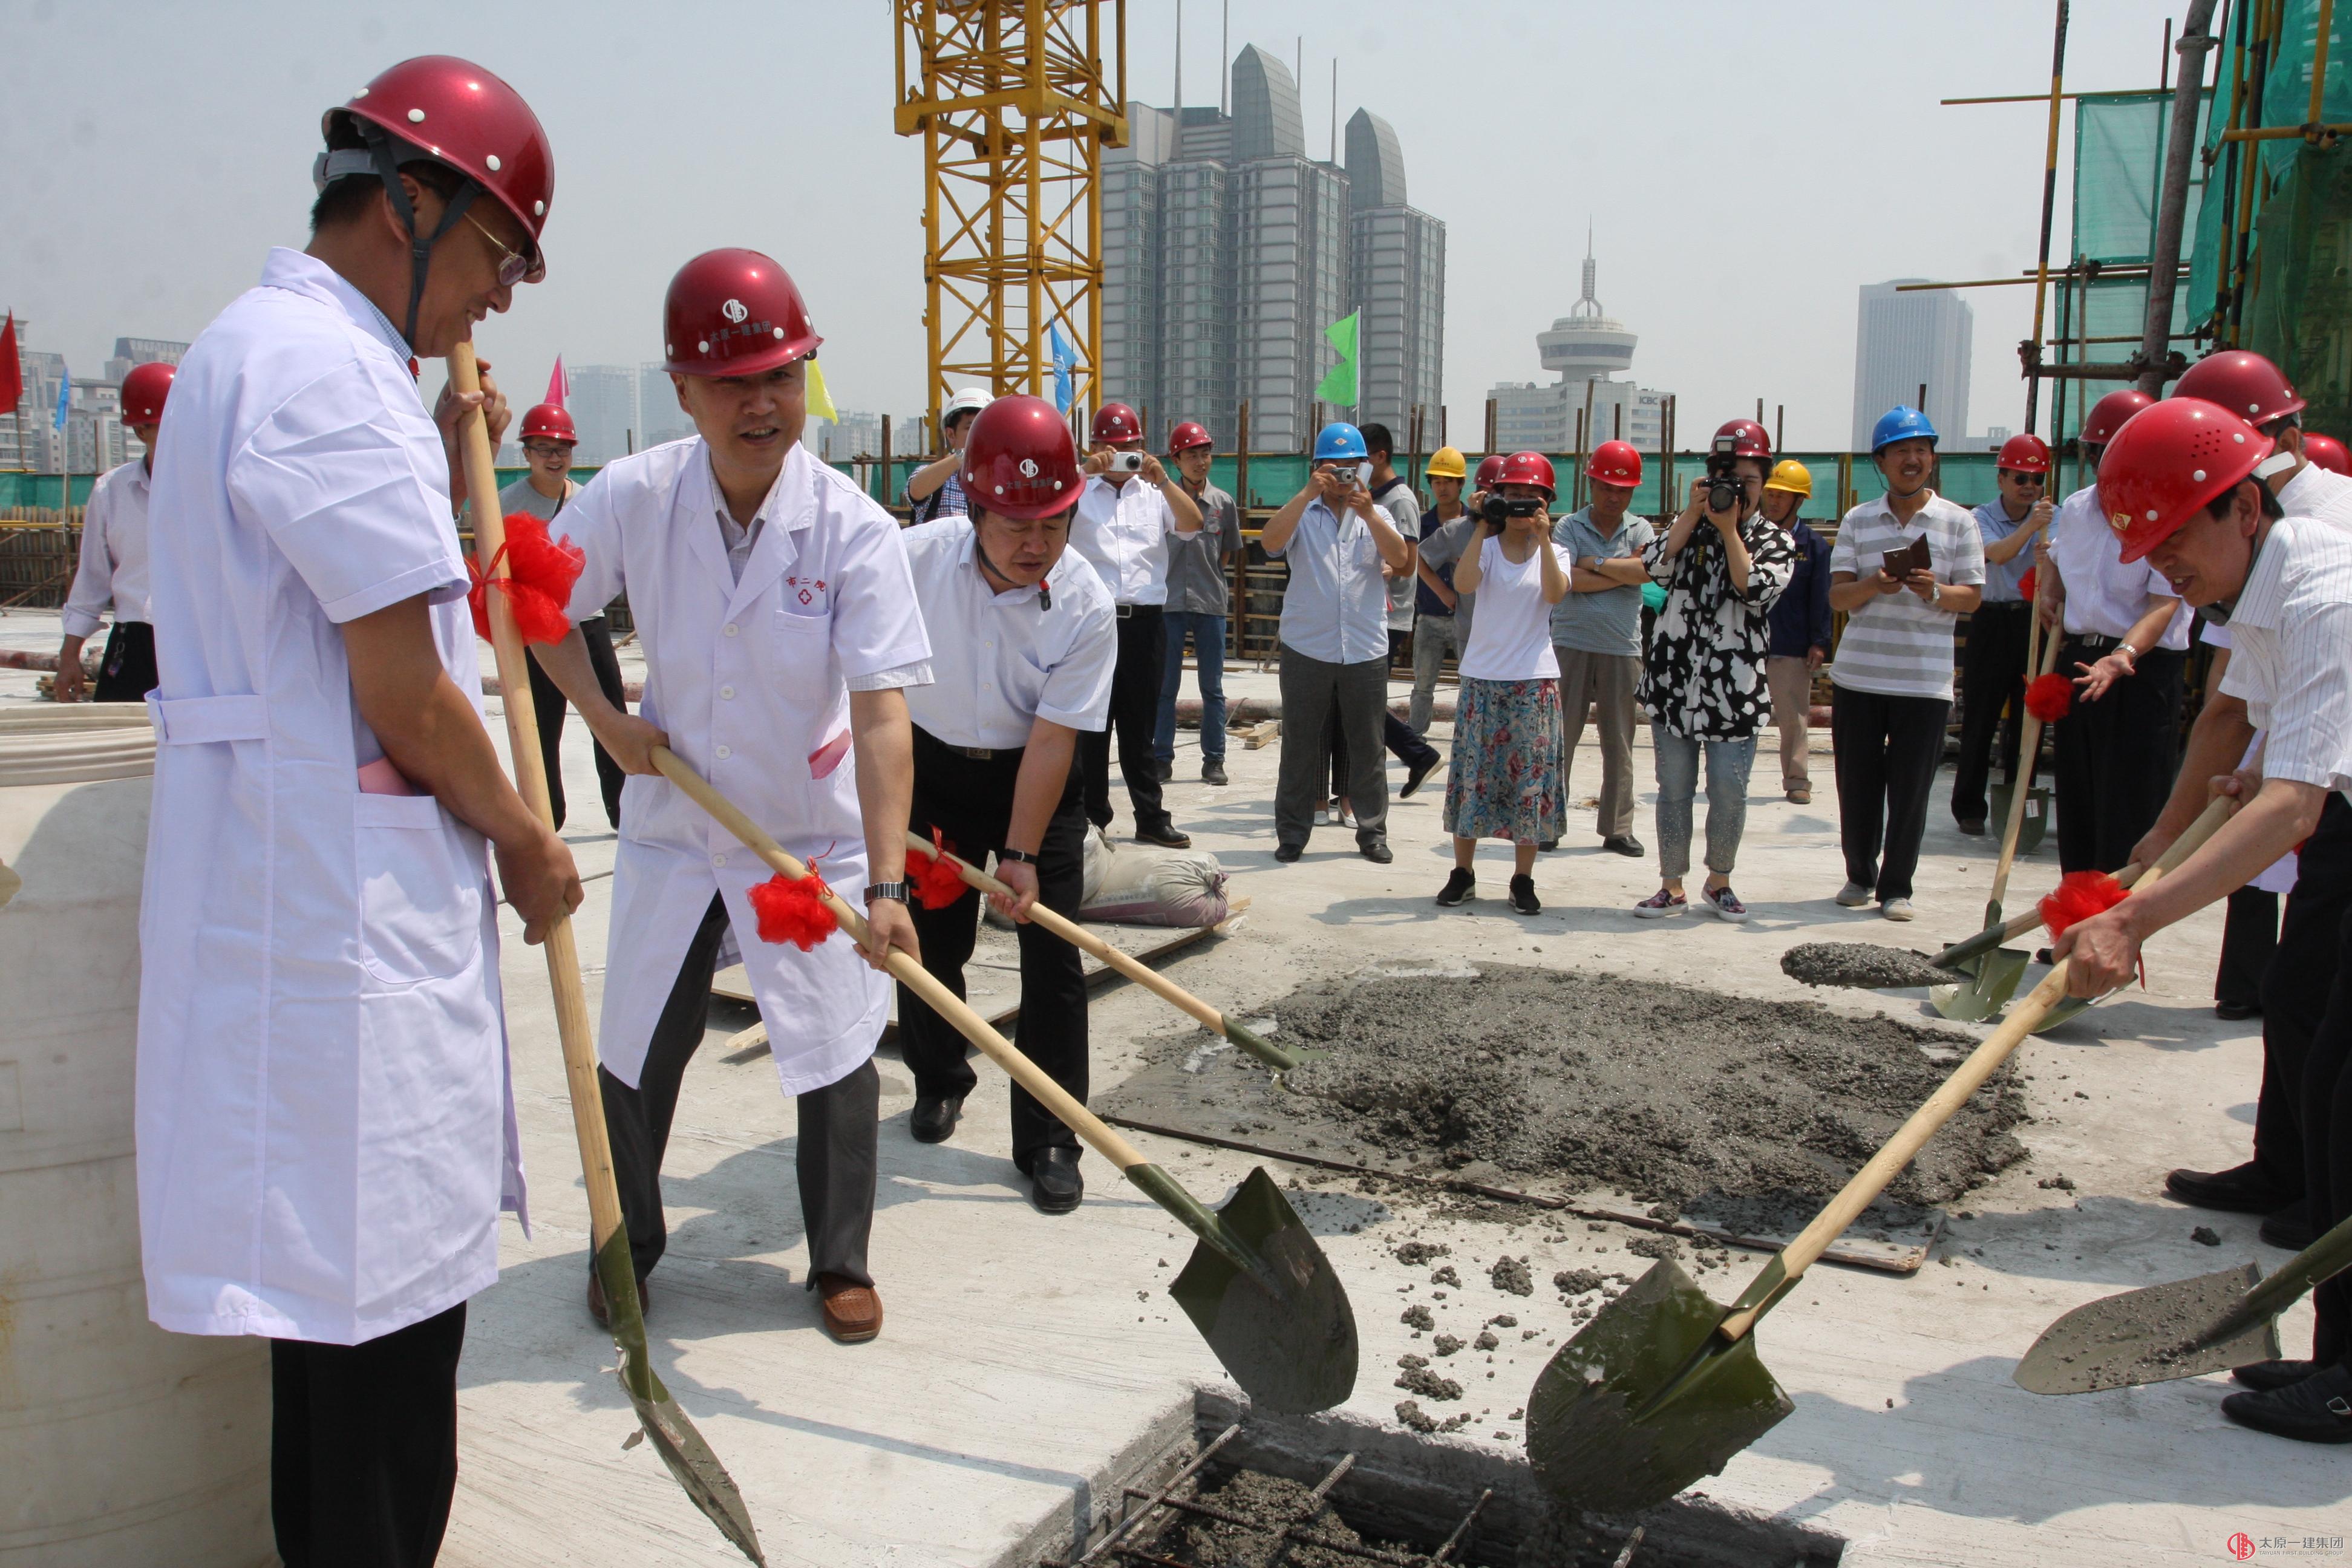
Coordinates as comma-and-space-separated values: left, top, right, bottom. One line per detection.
103, 337, 189, 384
1852, 281, 1973, 451
637, 364, 696, 449
1100, 45, 1443, 456
1486, 243, 1670, 456
565, 364, 638, 465
6, 333, 67, 472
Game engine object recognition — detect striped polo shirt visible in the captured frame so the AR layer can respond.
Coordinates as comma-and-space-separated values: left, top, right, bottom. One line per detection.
1827, 490, 1986, 702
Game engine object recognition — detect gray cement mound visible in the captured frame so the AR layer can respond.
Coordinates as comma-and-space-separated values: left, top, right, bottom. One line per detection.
1275, 964, 2025, 1212
1781, 941, 1961, 990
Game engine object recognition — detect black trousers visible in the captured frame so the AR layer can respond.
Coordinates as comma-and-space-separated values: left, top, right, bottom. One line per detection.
2217, 886, 2279, 1010
1080, 605, 1172, 835
272, 1301, 466, 1568
2053, 639, 2184, 874
1831, 687, 1950, 903
2259, 797, 2352, 1201
599, 893, 878, 1287
1328, 629, 1438, 791
93, 618, 157, 702
526, 613, 628, 831
2297, 863, 2352, 1369
899, 726, 1090, 1170
1951, 601, 2031, 826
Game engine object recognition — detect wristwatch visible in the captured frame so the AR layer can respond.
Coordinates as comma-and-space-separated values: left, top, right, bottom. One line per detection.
863, 881, 908, 906
998, 847, 1040, 866
2116, 641, 2141, 668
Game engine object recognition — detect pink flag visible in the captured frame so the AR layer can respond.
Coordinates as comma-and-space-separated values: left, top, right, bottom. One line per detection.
543, 356, 568, 409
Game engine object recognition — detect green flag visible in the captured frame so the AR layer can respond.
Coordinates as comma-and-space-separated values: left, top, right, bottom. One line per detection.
1313, 310, 1359, 407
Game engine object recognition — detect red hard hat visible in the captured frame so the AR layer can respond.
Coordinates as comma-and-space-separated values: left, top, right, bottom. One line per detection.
1711, 417, 1772, 460
119, 362, 174, 425
1996, 433, 2052, 475
2098, 397, 2274, 564
1093, 403, 1142, 444
520, 403, 575, 443
662, 249, 820, 378
2174, 348, 2305, 427
1166, 420, 1212, 456
324, 56, 554, 272
962, 394, 1083, 520
1498, 451, 1557, 498
1586, 439, 1641, 489
2302, 432, 2351, 474
1473, 453, 1508, 489
2080, 388, 2155, 446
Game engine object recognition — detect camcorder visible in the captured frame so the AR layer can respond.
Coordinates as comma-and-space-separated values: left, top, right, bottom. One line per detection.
1479, 493, 1545, 526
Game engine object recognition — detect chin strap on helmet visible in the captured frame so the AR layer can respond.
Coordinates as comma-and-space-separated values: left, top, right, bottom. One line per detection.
317, 122, 481, 353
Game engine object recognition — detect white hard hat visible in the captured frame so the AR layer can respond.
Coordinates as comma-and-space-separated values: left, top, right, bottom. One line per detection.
943, 387, 992, 422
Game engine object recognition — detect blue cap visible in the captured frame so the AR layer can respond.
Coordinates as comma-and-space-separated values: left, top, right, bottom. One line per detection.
1313, 422, 1369, 462
1870, 405, 1938, 453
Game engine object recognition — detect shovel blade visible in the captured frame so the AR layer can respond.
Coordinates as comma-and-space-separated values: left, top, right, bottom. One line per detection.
1166, 1166, 1359, 1413
2014, 1262, 2279, 1394
1931, 947, 2028, 1022
1526, 1261, 1793, 1517
1990, 782, 2050, 856
622, 1359, 769, 1564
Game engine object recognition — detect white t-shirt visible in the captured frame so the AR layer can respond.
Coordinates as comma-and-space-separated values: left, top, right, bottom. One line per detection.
1456, 535, 1569, 682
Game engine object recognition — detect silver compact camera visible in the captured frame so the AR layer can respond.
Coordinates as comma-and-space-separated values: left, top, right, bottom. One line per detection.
1112, 451, 1146, 474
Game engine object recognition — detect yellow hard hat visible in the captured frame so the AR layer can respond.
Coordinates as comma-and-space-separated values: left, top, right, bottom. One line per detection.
1764, 459, 1812, 498
1425, 445, 1467, 480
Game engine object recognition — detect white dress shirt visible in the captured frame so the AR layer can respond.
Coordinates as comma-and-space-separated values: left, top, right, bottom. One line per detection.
1070, 473, 1181, 604
63, 457, 154, 636
900, 517, 1119, 750
2201, 619, 2299, 893
2051, 484, 2192, 649
2218, 512, 2352, 806
2278, 460, 2352, 535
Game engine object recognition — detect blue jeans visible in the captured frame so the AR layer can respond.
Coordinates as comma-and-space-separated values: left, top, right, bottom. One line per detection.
1651, 725, 1757, 881
1155, 611, 1228, 762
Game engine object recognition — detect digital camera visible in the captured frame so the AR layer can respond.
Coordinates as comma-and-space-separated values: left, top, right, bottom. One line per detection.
1478, 493, 1544, 526
1111, 451, 1146, 474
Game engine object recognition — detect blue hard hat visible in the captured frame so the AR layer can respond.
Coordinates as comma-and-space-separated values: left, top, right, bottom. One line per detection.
1870, 405, 1938, 452
1313, 422, 1369, 462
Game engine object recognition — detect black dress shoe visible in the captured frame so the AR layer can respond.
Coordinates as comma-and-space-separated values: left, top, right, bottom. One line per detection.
2234, 1359, 2326, 1393
1202, 759, 1229, 786
910, 1094, 964, 1145
1152, 759, 1174, 782
1602, 835, 1645, 858
1956, 819, 1988, 837
1028, 1146, 1084, 1214
1360, 839, 1394, 864
1400, 754, 1442, 799
2216, 999, 2262, 1021
2261, 1201, 2318, 1250
2221, 1363, 2352, 1443
1135, 822, 1193, 849
2166, 1161, 2297, 1215
1274, 842, 1304, 862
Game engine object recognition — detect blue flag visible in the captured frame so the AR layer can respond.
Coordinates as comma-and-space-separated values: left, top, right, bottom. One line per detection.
1048, 325, 1074, 414
53, 366, 70, 431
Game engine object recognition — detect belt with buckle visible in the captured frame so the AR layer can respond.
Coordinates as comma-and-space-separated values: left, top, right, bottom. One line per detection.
1114, 603, 1136, 618
2070, 632, 2123, 650
958, 745, 1004, 760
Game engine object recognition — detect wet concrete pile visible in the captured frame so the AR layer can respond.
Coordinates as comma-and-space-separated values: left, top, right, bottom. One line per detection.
1275, 964, 2026, 1211
1780, 941, 1963, 990
1137, 1469, 1433, 1567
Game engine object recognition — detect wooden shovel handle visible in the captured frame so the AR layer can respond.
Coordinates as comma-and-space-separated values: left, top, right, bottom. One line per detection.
447, 346, 630, 1258
1939, 805, 2217, 965
1720, 794, 2234, 1342
1986, 607, 2068, 910
650, 747, 1151, 1173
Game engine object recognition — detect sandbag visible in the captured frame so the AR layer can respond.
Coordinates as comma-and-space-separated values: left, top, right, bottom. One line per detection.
1081, 827, 1230, 927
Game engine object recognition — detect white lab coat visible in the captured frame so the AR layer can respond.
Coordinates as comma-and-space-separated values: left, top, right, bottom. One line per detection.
558, 439, 932, 1093
135, 249, 523, 1347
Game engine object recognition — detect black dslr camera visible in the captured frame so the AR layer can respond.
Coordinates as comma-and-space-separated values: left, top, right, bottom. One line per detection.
1478, 492, 1544, 526
1703, 434, 1748, 516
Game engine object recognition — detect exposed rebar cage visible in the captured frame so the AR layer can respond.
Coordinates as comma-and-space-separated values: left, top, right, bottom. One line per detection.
893, 0, 1128, 426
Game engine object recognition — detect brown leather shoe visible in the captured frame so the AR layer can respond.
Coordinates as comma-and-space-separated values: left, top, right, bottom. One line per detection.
817, 1274, 883, 1344
586, 1270, 652, 1329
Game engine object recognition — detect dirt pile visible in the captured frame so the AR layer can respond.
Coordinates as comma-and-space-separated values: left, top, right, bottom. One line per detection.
1275, 964, 2026, 1210
1781, 941, 1961, 990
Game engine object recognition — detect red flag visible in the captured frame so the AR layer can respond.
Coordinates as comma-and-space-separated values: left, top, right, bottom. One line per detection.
544, 354, 567, 409
0, 314, 22, 414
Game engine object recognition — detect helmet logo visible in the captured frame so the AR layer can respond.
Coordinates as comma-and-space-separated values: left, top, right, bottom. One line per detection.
721, 298, 749, 324
2110, 511, 2131, 532
1019, 458, 1039, 478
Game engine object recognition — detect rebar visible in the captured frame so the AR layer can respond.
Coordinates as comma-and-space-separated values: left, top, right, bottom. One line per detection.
1052, 1423, 1241, 1568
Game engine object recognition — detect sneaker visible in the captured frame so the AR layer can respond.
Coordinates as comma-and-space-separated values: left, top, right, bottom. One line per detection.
1632, 888, 1687, 919
1202, 759, 1229, 786
1881, 897, 1917, 922
1338, 806, 1359, 829
1701, 884, 1748, 921
1436, 867, 1475, 907
1508, 875, 1541, 915
1835, 881, 1875, 908
1401, 754, 1443, 799
1602, 835, 1645, 858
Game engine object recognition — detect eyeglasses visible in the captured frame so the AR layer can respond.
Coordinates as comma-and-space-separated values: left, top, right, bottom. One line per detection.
463, 208, 537, 289
523, 441, 570, 459
2002, 471, 2047, 485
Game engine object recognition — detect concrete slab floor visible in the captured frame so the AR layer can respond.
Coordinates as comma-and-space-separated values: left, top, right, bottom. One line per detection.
2, 620, 2339, 1566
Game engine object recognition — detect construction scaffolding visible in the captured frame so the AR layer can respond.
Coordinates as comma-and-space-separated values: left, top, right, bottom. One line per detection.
893, 0, 1128, 429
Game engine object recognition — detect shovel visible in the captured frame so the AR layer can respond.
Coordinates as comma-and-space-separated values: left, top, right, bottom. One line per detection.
901, 829, 1321, 1079
1524, 804, 2221, 1516
653, 749, 1359, 1413
2015, 1211, 2352, 1394
448, 348, 765, 1563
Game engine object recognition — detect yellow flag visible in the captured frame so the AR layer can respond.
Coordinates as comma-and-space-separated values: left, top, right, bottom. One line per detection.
805, 356, 840, 422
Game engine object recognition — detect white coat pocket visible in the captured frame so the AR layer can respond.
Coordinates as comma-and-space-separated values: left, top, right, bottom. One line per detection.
354, 792, 485, 987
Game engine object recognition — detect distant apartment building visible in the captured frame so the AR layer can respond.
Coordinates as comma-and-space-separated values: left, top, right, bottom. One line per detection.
1487, 246, 1670, 457
103, 336, 188, 384
1852, 281, 1973, 451
1102, 44, 1444, 454
564, 364, 639, 465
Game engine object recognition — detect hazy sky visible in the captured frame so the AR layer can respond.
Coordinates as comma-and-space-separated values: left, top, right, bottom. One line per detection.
3, 0, 2191, 449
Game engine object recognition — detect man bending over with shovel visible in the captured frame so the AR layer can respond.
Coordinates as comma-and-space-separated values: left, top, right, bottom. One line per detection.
2056, 396, 2352, 1446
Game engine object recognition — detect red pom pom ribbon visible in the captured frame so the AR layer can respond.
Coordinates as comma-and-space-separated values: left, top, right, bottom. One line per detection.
469, 512, 585, 646
2017, 566, 2039, 603
2025, 671, 2075, 723
905, 828, 972, 911
2039, 870, 2129, 939
746, 867, 840, 951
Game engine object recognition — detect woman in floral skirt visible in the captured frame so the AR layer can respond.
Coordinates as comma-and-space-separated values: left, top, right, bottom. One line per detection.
1437, 452, 1572, 914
